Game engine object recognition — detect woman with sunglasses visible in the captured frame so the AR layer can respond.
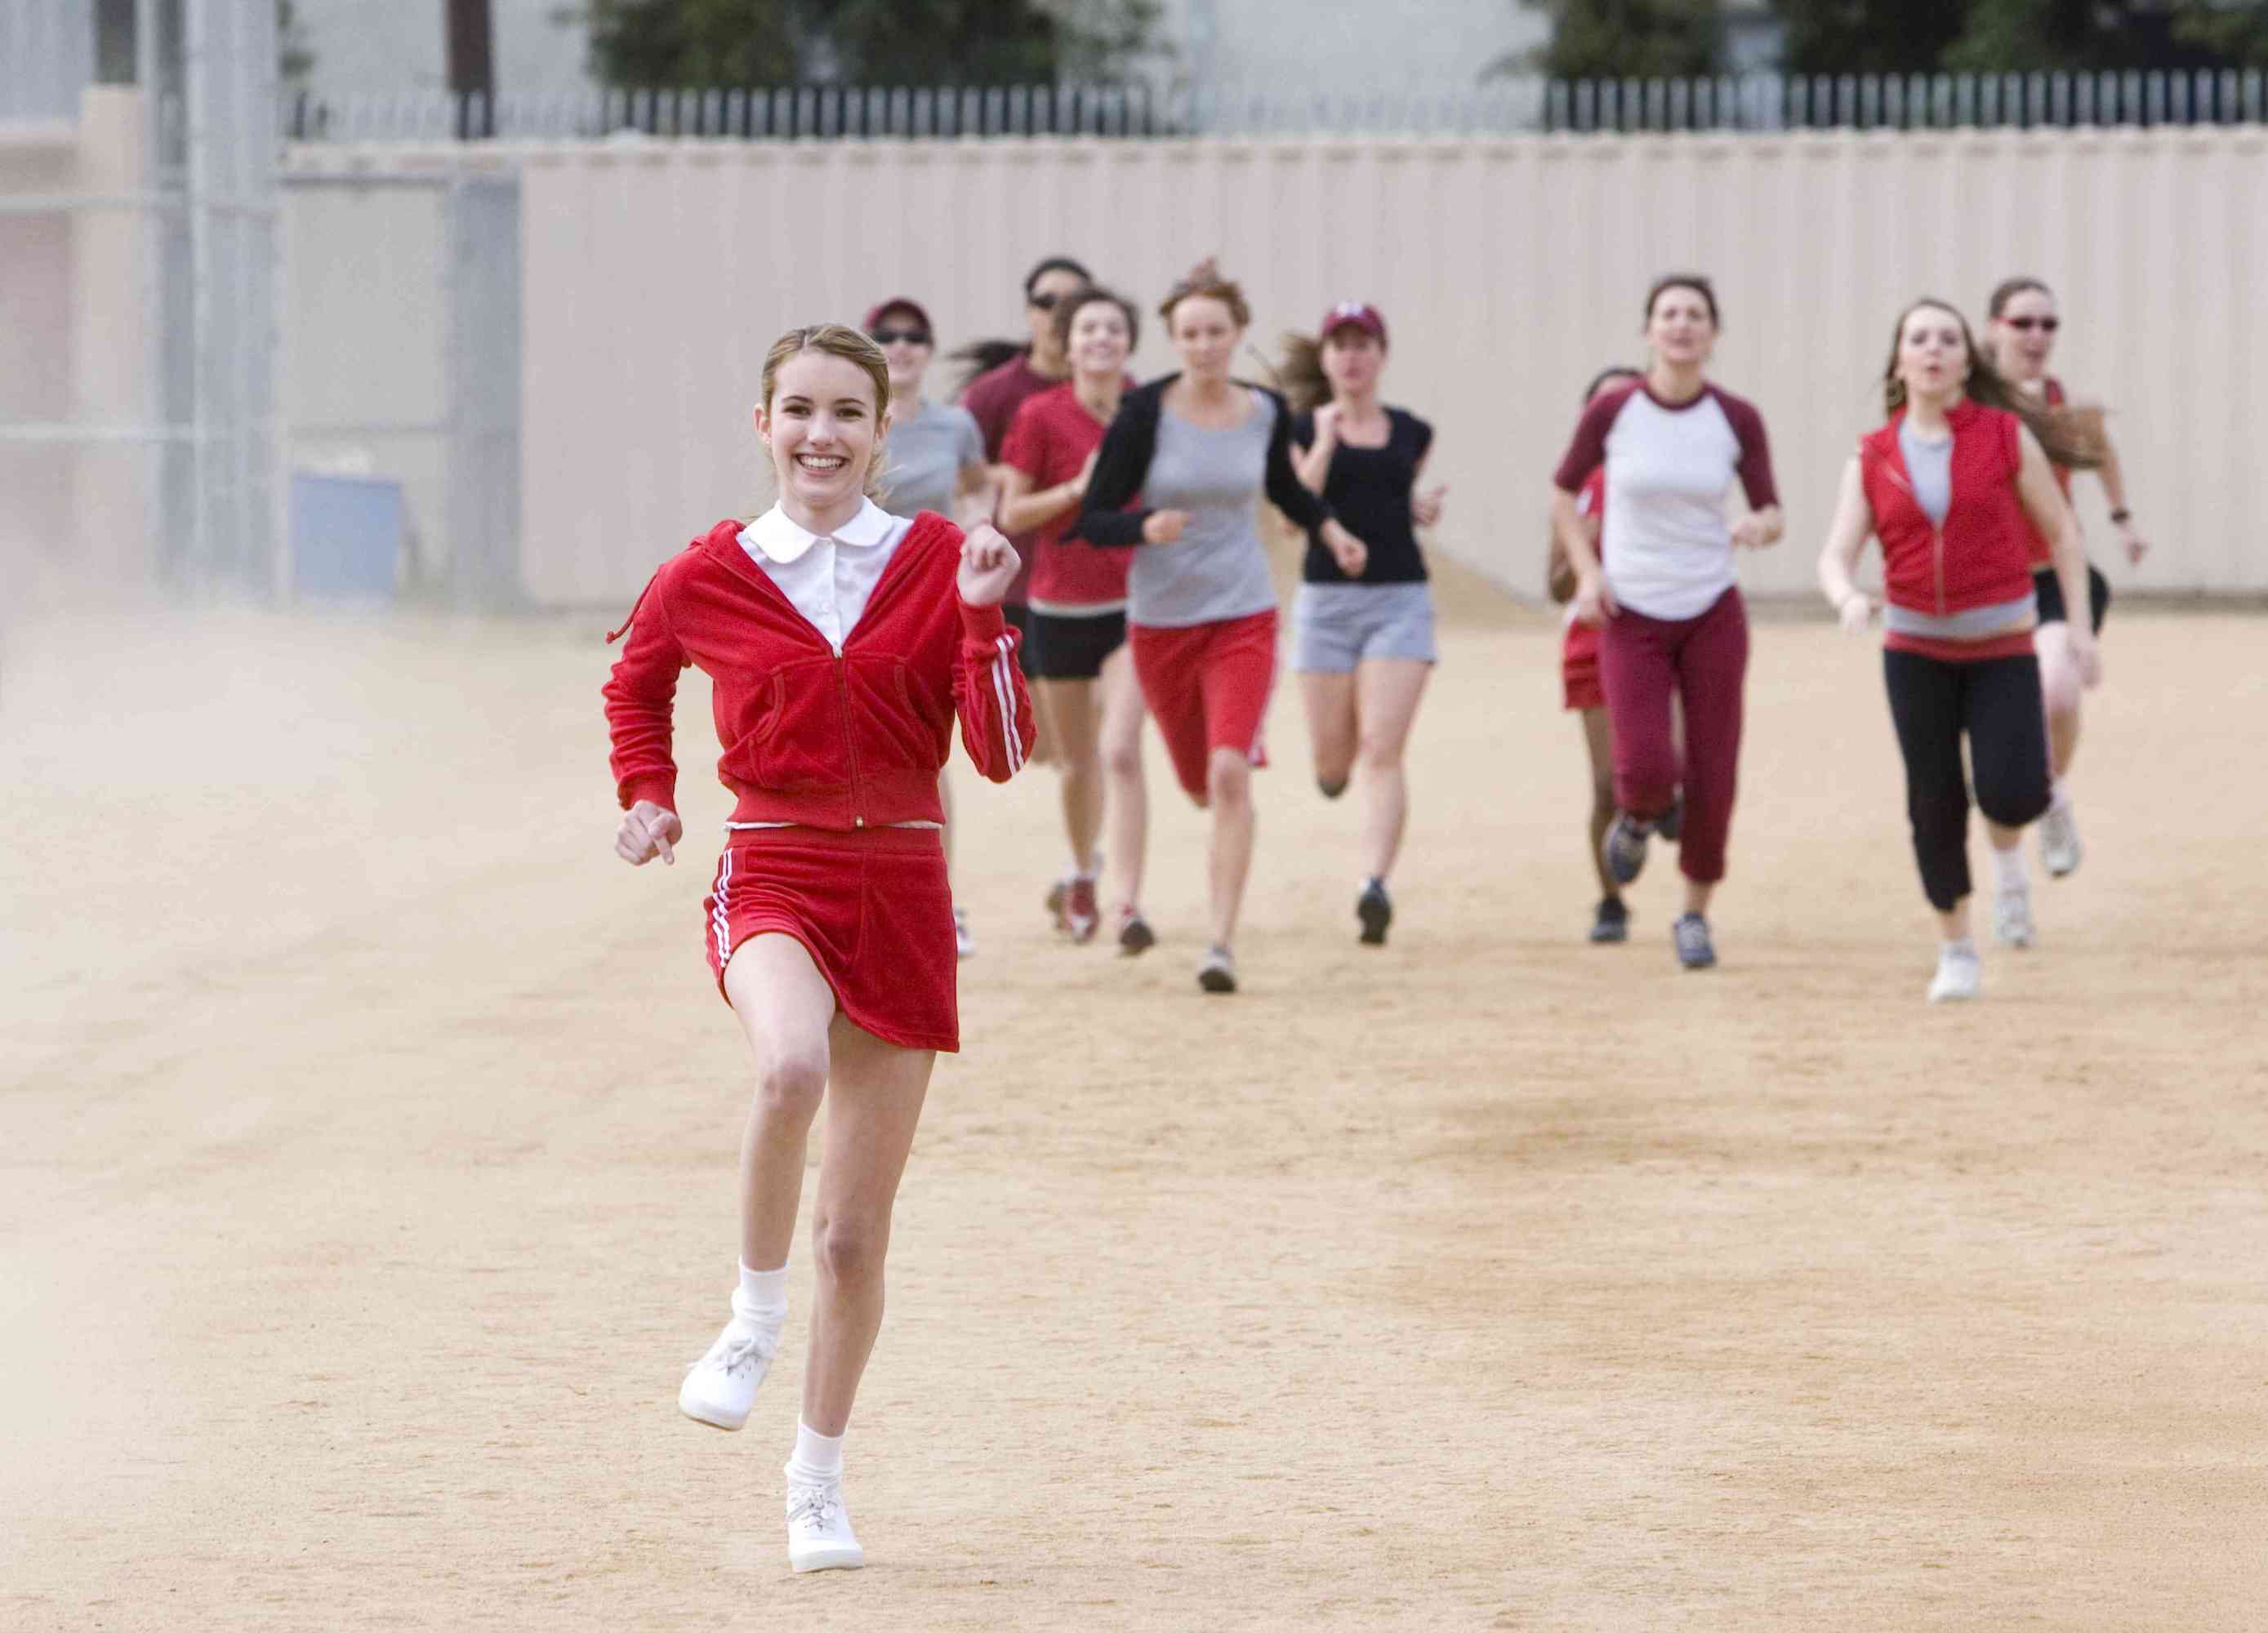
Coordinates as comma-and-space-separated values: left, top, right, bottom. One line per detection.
1279, 302, 1446, 947
996, 286, 1154, 952
1076, 259, 1372, 994
1981, 277, 2149, 888
1817, 296, 2100, 1000
1549, 274, 1781, 972
868, 298, 991, 958
957, 254, 1094, 923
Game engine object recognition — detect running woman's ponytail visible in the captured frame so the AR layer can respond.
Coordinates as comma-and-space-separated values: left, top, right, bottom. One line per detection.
1277, 332, 1329, 412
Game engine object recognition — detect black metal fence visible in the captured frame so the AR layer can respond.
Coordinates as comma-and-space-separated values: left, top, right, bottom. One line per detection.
283, 69, 2268, 143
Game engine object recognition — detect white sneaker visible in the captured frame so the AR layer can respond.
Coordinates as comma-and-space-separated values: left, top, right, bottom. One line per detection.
1927, 940, 1982, 1003
1992, 882, 2035, 949
786, 1479, 863, 1573
952, 907, 975, 960
2039, 795, 2083, 878
678, 1317, 778, 1431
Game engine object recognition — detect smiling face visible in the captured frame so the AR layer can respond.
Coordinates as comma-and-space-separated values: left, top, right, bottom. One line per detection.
1989, 285, 2058, 382
1066, 298, 1131, 379
1321, 326, 1384, 397
1170, 294, 1241, 382
1644, 283, 1717, 371
755, 349, 884, 517
1893, 302, 1973, 405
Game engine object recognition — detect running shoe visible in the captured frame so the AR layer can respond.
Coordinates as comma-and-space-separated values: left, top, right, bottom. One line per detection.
1357, 878, 1392, 946
1117, 907, 1156, 957
1927, 939, 1982, 1003
1197, 944, 1237, 994
952, 907, 975, 961
1992, 881, 2035, 950
2039, 794, 2083, 879
1589, 897, 1629, 944
1065, 875, 1100, 944
678, 1317, 779, 1431
1656, 790, 1684, 843
786, 1479, 862, 1573
1672, 911, 1717, 970
1602, 812, 1652, 886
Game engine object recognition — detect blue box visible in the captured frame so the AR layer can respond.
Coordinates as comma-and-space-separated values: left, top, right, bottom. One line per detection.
290, 471, 404, 598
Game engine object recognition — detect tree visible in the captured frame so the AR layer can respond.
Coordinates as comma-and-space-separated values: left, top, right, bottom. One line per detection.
1504, 0, 1726, 79
582, 0, 1160, 86
1771, 0, 2268, 76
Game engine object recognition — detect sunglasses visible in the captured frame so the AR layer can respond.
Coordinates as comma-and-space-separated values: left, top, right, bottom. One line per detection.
1028, 291, 1065, 311
2003, 316, 2060, 333
871, 327, 932, 347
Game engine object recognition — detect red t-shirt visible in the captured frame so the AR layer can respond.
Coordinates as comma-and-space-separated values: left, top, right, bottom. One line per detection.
1000, 384, 1133, 612
960, 355, 1063, 604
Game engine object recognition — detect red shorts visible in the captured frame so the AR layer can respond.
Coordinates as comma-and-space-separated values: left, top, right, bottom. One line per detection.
1129, 609, 1277, 802
702, 825, 959, 1053
1561, 617, 1605, 713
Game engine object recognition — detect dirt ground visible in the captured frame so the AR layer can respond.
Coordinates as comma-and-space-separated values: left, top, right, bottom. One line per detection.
5, 585, 2266, 1631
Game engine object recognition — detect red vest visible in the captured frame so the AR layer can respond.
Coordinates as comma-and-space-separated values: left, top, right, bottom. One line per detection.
1858, 400, 2037, 622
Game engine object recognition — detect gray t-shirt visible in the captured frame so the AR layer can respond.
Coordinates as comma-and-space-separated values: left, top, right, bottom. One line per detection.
1130, 388, 1281, 628
1897, 420, 1953, 528
878, 399, 982, 520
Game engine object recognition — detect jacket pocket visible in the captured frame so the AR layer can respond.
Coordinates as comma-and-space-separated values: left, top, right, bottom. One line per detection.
845, 652, 943, 775
737, 656, 841, 793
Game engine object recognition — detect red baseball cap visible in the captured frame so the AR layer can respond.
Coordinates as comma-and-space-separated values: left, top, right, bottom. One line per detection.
863, 297, 933, 336
1318, 300, 1387, 345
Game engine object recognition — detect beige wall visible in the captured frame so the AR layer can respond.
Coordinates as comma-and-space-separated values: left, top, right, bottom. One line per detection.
513, 127, 2268, 609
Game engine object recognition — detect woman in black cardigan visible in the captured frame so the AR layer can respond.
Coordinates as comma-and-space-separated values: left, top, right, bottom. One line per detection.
1076, 259, 1370, 994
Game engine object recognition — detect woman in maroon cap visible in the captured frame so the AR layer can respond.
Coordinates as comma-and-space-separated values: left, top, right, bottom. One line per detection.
1282, 302, 1446, 947
867, 297, 993, 957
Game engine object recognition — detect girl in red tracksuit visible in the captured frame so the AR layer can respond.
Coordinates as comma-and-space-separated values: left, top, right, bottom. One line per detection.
602, 323, 1034, 1575
1816, 297, 2099, 1005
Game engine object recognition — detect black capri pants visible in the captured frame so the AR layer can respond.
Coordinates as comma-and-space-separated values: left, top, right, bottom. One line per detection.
1883, 649, 2053, 912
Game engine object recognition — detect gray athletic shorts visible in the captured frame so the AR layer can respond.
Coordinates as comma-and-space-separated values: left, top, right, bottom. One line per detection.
1290, 581, 1438, 673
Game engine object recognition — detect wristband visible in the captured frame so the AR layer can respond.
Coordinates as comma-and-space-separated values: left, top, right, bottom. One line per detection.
2109, 508, 2132, 524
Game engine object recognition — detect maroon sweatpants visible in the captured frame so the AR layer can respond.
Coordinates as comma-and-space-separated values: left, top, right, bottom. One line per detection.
1597, 585, 1749, 884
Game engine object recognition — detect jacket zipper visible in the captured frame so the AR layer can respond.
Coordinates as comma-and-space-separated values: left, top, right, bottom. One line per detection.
1874, 459, 1949, 618
834, 650, 864, 827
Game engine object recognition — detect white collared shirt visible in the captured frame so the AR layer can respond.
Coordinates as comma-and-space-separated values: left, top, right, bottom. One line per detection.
740, 498, 916, 654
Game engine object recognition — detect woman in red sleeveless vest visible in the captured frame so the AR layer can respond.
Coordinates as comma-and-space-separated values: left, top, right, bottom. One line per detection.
1984, 277, 2150, 882
1817, 298, 2101, 1003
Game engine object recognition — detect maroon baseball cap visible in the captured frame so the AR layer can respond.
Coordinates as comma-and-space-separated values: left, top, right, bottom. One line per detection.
1318, 300, 1387, 345
863, 297, 933, 336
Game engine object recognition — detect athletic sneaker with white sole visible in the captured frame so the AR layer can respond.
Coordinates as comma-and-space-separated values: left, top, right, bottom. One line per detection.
1197, 944, 1237, 994
1116, 906, 1156, 957
679, 1315, 780, 1431
1927, 939, 1982, 1003
1992, 881, 2035, 949
952, 907, 975, 960
1672, 911, 1717, 969
786, 1480, 863, 1573
1602, 812, 1652, 886
1356, 878, 1392, 946
2039, 794, 2083, 878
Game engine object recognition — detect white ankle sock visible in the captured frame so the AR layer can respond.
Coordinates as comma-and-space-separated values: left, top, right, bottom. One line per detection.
786, 1421, 844, 1487
733, 1261, 788, 1326
2049, 778, 2072, 813
1990, 845, 2027, 892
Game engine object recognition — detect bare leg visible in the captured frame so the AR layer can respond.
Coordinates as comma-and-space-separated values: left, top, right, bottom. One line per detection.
1097, 642, 1149, 911
1299, 670, 1358, 797
1934, 900, 1974, 942
2034, 621, 2083, 780
1205, 746, 1255, 948
722, 935, 838, 1273
800, 1017, 935, 1437
1580, 706, 1620, 902
1352, 659, 1431, 882
1037, 675, 1103, 874
1683, 879, 1715, 918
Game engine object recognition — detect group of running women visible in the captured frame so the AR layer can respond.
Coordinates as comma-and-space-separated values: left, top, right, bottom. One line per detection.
598, 260, 2139, 1575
